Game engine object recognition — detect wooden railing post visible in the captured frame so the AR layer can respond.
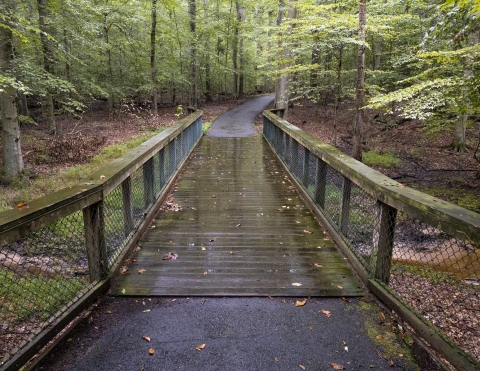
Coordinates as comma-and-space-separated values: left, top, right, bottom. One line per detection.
122, 177, 134, 237
169, 139, 176, 176
285, 135, 291, 166
143, 158, 155, 208
303, 148, 310, 188
83, 201, 107, 281
340, 178, 352, 235
370, 201, 397, 284
292, 140, 299, 177
158, 148, 165, 189
315, 157, 327, 209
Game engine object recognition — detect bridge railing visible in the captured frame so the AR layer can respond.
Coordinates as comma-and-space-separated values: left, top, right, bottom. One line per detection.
0, 111, 202, 371
263, 110, 480, 371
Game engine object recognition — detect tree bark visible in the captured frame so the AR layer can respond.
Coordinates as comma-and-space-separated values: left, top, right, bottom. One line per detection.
352, 0, 366, 162
232, 3, 239, 97
203, 0, 213, 103
274, 0, 296, 119
189, 0, 198, 107
151, 0, 158, 115
0, 23, 24, 177
236, 2, 246, 97
37, 0, 57, 134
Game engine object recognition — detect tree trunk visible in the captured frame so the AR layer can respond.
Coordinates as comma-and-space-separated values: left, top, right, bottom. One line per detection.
189, 0, 198, 107
232, 5, 239, 97
37, 0, 57, 134
104, 12, 115, 111
204, 0, 213, 103
0, 24, 24, 177
274, 0, 296, 120
333, 45, 343, 147
352, 0, 366, 162
236, 2, 246, 97
151, 0, 158, 115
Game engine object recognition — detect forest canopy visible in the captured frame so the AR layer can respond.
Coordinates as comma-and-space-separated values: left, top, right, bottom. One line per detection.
1, 0, 480, 176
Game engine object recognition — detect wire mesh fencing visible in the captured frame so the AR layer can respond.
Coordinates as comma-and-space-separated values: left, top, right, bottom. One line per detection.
0, 112, 202, 369
263, 111, 480, 368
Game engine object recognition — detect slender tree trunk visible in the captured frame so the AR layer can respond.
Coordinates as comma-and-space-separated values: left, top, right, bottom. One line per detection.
274, 0, 296, 120
450, 31, 479, 152
189, 0, 198, 107
333, 45, 343, 147
151, 0, 158, 115
232, 4, 239, 98
310, 36, 320, 88
236, 2, 246, 97
37, 0, 56, 134
103, 12, 115, 111
1, 24, 24, 177
352, 0, 366, 162
203, 0, 213, 102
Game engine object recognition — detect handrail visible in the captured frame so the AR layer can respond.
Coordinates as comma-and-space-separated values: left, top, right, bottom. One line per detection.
263, 110, 480, 247
263, 109, 480, 371
0, 110, 203, 371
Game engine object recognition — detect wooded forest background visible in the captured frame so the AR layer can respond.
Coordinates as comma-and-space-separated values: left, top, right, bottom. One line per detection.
1, 0, 480, 179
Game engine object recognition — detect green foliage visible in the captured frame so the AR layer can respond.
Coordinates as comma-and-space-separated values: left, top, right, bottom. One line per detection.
362, 150, 402, 168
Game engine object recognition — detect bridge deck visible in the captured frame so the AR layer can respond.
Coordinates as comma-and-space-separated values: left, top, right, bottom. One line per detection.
111, 137, 365, 296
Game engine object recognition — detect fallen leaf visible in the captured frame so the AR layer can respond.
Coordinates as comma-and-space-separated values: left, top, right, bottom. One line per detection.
143, 336, 151, 342
341, 297, 351, 303
236, 223, 241, 227
105, 310, 112, 314
303, 230, 313, 234
196, 343, 206, 351
376, 334, 384, 340
321, 310, 331, 317
230, 251, 233, 254
300, 365, 306, 370
344, 346, 348, 352
201, 247, 206, 251
143, 309, 151, 313
396, 183, 405, 188
295, 300, 306, 307
329, 363, 345, 370
100, 175, 105, 179
337, 286, 343, 289
191, 207, 197, 210
162, 252, 178, 260
141, 364, 145, 371
380, 312, 386, 320
291, 282, 302, 286
17, 203, 29, 209
388, 360, 395, 367
138, 269, 146, 274
204, 271, 208, 275
149, 348, 155, 355
314, 263, 323, 268
122, 288, 126, 294
210, 238, 216, 242
171, 299, 176, 302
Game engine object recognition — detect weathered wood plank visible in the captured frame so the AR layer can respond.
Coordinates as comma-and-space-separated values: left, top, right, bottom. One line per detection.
111, 137, 365, 297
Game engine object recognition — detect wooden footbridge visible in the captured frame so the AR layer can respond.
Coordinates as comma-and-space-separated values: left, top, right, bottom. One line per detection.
1, 101, 479, 371
111, 137, 364, 296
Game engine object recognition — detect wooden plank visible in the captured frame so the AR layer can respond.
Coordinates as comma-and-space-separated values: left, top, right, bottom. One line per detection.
112, 137, 365, 297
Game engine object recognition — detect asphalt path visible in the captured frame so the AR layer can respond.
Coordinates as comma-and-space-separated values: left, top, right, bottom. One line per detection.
206, 95, 274, 137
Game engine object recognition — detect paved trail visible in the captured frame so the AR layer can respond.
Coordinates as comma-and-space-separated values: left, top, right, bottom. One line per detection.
206, 95, 274, 137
